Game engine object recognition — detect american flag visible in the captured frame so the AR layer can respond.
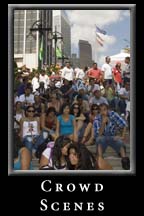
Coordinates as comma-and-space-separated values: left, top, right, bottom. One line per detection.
96, 25, 107, 35
95, 25, 106, 47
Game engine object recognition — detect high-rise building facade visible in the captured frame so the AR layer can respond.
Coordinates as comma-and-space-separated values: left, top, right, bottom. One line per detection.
79, 40, 93, 68
53, 10, 71, 61
14, 10, 39, 69
14, 10, 52, 69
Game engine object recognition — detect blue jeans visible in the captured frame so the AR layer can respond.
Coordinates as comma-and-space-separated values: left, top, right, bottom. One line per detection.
96, 136, 125, 154
22, 130, 50, 152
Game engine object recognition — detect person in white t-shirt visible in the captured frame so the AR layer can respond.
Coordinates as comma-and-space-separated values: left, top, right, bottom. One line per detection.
18, 86, 34, 109
31, 72, 40, 93
75, 68, 85, 80
101, 56, 112, 86
39, 70, 49, 90
61, 62, 74, 81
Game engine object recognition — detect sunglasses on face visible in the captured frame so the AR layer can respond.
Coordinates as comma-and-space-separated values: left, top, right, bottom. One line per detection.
74, 106, 79, 109
27, 110, 35, 113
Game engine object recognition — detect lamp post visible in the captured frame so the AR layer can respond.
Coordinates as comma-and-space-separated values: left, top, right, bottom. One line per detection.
51, 26, 63, 66
29, 10, 53, 69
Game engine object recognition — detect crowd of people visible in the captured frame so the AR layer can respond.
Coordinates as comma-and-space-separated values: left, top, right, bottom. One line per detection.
13, 56, 130, 171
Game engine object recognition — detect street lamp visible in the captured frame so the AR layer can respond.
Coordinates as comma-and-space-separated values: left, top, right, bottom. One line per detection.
29, 19, 52, 69
51, 26, 63, 66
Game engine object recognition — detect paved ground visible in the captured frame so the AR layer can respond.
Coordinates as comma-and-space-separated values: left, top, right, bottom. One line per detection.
32, 132, 130, 171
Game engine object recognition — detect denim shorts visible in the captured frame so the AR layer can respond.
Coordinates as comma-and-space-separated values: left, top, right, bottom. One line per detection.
96, 136, 125, 154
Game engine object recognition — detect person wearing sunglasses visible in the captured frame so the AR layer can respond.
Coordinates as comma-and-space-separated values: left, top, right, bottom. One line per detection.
19, 105, 41, 156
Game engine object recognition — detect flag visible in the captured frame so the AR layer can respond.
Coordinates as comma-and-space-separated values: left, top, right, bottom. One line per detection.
96, 25, 107, 35
39, 36, 43, 61
56, 46, 62, 58
96, 33, 104, 47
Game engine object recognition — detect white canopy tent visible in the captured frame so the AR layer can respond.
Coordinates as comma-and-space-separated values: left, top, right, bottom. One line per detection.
110, 49, 130, 70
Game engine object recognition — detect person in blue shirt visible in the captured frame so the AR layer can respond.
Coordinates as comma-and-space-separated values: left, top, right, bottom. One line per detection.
56, 103, 78, 142
93, 103, 130, 170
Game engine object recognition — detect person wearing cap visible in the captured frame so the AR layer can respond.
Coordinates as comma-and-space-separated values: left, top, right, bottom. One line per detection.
93, 103, 130, 170
89, 85, 108, 107
61, 62, 74, 81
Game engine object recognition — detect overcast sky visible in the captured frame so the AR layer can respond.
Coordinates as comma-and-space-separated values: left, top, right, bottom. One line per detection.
65, 10, 130, 66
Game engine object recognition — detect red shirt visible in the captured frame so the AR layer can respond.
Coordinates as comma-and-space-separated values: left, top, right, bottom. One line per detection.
88, 68, 102, 79
112, 67, 122, 83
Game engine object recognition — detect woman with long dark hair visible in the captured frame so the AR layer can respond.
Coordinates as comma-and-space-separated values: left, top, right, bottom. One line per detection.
67, 143, 112, 170
81, 104, 99, 145
70, 103, 86, 140
56, 103, 77, 142
67, 144, 97, 170
40, 107, 57, 140
39, 135, 72, 170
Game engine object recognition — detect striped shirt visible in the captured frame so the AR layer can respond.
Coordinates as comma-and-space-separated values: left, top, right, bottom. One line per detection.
93, 111, 127, 137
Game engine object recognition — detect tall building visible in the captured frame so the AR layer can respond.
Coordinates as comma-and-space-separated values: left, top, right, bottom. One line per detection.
70, 53, 80, 68
14, 10, 52, 69
79, 40, 93, 68
53, 10, 71, 62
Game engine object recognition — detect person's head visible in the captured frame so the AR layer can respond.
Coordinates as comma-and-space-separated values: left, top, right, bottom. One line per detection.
99, 103, 109, 116
115, 62, 121, 69
84, 66, 88, 72
93, 62, 98, 69
71, 103, 81, 116
91, 104, 99, 115
78, 88, 85, 96
52, 136, 72, 167
35, 72, 39, 78
94, 89, 101, 99
67, 144, 96, 170
25, 105, 35, 117
124, 81, 130, 91
89, 78, 95, 85
105, 56, 111, 64
34, 95, 41, 103
61, 103, 70, 115
46, 107, 56, 119
125, 56, 130, 64
65, 61, 70, 68
41, 70, 45, 76
15, 101, 22, 109
25, 86, 32, 96
77, 95, 83, 106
